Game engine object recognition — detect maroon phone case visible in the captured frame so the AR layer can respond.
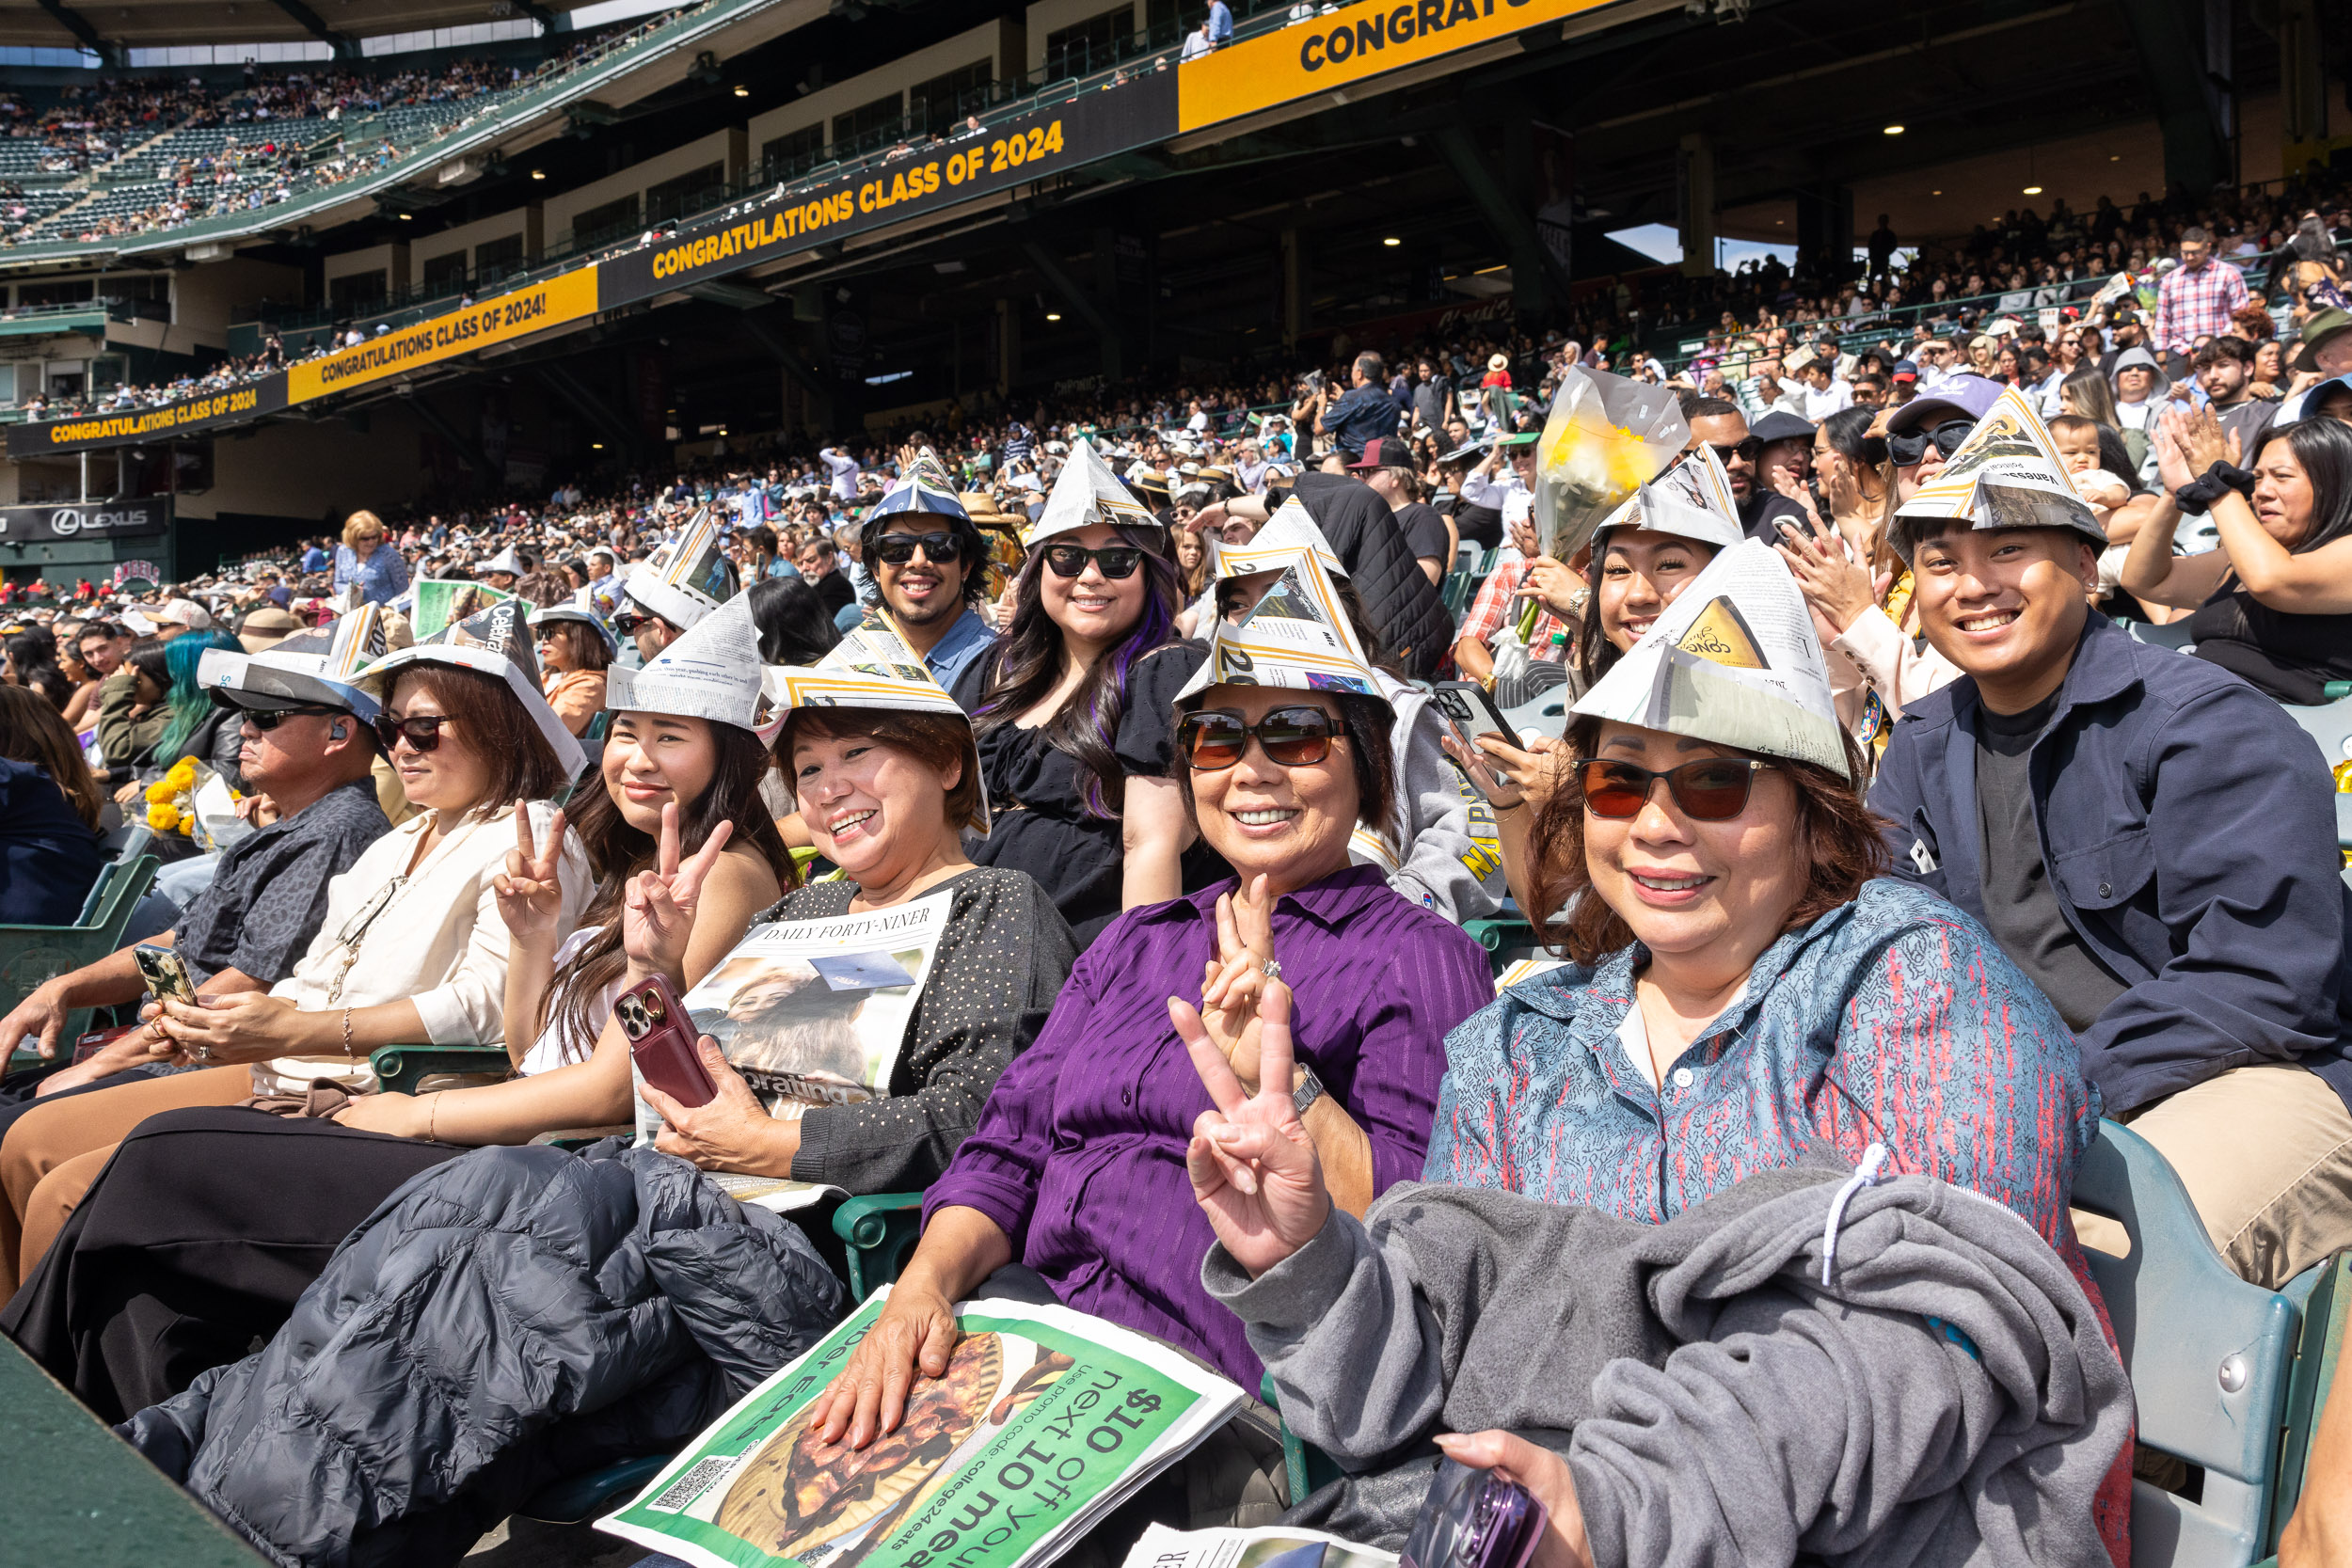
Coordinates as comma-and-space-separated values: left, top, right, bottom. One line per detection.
620, 974, 718, 1108
72, 1024, 137, 1065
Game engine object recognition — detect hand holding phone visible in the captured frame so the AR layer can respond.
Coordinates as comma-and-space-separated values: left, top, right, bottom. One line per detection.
133, 943, 196, 1006
1433, 682, 1524, 807
617, 974, 716, 1109
1402, 1458, 1549, 1568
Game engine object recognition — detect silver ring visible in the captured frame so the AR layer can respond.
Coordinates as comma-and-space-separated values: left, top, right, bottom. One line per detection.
193, 1044, 212, 1061
1262, 959, 1281, 980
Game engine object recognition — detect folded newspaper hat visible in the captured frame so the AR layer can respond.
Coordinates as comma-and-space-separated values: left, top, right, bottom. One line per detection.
868, 449, 971, 527
528, 597, 620, 656
356, 597, 586, 777
478, 546, 529, 578
1208, 497, 1348, 579
199, 601, 389, 722
763, 627, 990, 832
622, 508, 738, 633
606, 596, 770, 736
1597, 444, 1744, 552
1570, 539, 1849, 779
1888, 386, 2106, 562
1025, 437, 1160, 547
1174, 549, 1386, 711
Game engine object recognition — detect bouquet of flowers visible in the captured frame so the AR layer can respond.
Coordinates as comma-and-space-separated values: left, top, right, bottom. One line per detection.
1532, 364, 1689, 560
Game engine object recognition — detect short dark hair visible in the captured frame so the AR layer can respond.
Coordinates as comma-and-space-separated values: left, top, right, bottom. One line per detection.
2195, 335, 2257, 369
1681, 396, 1743, 421
860, 510, 992, 609
77, 620, 129, 647
779, 706, 986, 834
391, 663, 568, 820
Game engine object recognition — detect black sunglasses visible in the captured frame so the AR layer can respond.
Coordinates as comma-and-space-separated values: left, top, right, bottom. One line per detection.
1179, 706, 1339, 770
873, 531, 965, 566
1042, 543, 1146, 579
610, 611, 654, 635
246, 705, 346, 732
1886, 419, 1976, 468
373, 713, 453, 752
1577, 757, 1772, 821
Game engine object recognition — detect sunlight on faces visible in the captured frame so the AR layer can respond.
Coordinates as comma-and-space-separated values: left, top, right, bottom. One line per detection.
1583, 722, 1804, 966
875, 522, 970, 632
236, 708, 342, 794
536, 626, 579, 673
788, 729, 961, 883
2250, 441, 2318, 548
2050, 424, 2101, 475
1910, 529, 2097, 691
630, 617, 675, 663
1599, 530, 1708, 650
1188, 686, 1359, 895
602, 712, 720, 832
388, 671, 495, 813
1042, 520, 1149, 648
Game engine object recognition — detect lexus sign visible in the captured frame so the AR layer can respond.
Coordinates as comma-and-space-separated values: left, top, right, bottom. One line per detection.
0, 497, 171, 543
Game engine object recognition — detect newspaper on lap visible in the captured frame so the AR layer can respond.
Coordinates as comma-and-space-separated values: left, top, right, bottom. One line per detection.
598, 1290, 1246, 1568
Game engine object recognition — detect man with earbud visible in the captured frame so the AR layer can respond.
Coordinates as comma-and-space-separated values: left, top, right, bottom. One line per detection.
0, 643, 390, 1105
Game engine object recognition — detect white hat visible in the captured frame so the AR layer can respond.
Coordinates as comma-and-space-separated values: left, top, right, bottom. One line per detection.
356, 597, 585, 777
622, 508, 738, 632
1597, 443, 1744, 552
155, 597, 213, 631
199, 601, 389, 722
606, 596, 769, 736
1890, 386, 2106, 562
527, 597, 619, 656
479, 546, 530, 578
1570, 539, 1848, 778
763, 629, 989, 831
1025, 437, 1159, 547
1174, 548, 1384, 711
1209, 498, 1347, 578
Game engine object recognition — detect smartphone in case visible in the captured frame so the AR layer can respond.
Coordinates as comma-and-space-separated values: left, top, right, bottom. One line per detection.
1400, 1459, 1549, 1568
133, 943, 197, 1006
1432, 680, 1521, 805
616, 974, 717, 1109
72, 1024, 137, 1064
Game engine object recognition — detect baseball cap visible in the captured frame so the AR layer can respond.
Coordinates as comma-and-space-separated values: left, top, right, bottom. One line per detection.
154, 597, 214, 631
1347, 436, 1416, 468
1884, 373, 2005, 436
1891, 359, 1919, 383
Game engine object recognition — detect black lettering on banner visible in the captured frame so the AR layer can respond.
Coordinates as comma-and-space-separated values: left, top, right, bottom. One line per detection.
1355, 16, 1383, 55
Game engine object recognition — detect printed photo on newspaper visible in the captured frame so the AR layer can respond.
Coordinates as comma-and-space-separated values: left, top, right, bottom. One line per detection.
632, 886, 956, 1211
410, 578, 515, 640
597, 1290, 1247, 1568
1121, 1523, 1397, 1568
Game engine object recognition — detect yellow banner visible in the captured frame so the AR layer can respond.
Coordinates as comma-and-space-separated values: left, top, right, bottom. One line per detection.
1176, 0, 1619, 133
286, 268, 602, 403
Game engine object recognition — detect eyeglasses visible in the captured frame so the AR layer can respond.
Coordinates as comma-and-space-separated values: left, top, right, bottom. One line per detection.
1886, 419, 1976, 467
1179, 706, 1339, 770
1041, 543, 1146, 579
873, 531, 965, 566
610, 611, 653, 635
1577, 757, 1772, 820
373, 713, 453, 752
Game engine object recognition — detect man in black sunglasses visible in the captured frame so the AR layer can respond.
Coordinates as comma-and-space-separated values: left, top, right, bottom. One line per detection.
1734, 410, 1817, 545
855, 482, 996, 690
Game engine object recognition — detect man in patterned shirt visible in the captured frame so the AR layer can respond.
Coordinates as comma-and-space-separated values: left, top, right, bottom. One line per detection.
2151, 227, 2249, 368
1449, 513, 1577, 705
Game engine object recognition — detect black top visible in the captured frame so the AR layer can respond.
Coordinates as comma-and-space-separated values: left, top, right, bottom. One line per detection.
2187, 579, 2352, 706
1393, 500, 1452, 567
771, 866, 1077, 1194
953, 641, 1232, 949
178, 777, 391, 986
1739, 490, 1810, 545
810, 567, 856, 619
1972, 689, 2126, 1031
0, 759, 103, 927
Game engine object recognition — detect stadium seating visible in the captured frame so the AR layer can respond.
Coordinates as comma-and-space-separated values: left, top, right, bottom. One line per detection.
0, 850, 159, 1063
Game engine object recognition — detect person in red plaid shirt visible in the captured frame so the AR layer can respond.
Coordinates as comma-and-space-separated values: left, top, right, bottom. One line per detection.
1450, 514, 1579, 705
2153, 227, 2250, 361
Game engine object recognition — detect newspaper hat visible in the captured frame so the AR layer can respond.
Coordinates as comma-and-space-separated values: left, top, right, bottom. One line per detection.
763, 628, 989, 832
621, 508, 737, 633
1025, 437, 1159, 547
1570, 539, 1849, 779
867, 449, 970, 527
478, 545, 530, 579
1599, 444, 1743, 551
527, 596, 621, 657
199, 601, 389, 722
356, 597, 586, 777
1208, 497, 1347, 579
605, 596, 770, 736
1889, 386, 2106, 562
1174, 549, 1386, 712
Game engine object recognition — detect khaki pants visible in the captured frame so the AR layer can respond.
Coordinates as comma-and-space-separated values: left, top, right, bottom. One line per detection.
2084, 1064, 2352, 1291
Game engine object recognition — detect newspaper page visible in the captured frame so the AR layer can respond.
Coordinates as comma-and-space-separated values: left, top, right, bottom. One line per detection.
1188, 562, 1378, 699
409, 578, 515, 640
1894, 385, 2099, 534
1123, 1524, 1397, 1568
632, 887, 956, 1212
598, 1290, 1247, 1568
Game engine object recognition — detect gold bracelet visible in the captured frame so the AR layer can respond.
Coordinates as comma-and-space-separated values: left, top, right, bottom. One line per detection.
341, 1006, 355, 1056
427, 1094, 439, 1143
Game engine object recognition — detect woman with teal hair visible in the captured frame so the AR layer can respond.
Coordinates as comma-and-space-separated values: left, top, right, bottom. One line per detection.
150, 630, 247, 793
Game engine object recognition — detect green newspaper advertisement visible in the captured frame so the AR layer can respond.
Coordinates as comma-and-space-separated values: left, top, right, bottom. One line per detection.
409, 578, 515, 640
598, 1290, 1246, 1568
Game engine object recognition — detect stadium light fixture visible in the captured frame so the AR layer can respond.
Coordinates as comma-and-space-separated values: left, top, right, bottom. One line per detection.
734, 85, 749, 97
1882, 124, 1903, 135
531, 169, 546, 181
1382, 236, 1401, 246
1045, 311, 1062, 322
2023, 184, 2042, 195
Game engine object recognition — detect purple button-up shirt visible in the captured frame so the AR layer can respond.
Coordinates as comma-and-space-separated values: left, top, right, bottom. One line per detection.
923, 863, 1493, 1387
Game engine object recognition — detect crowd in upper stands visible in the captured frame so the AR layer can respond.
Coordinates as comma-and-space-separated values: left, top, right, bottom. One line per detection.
0, 183, 2349, 1568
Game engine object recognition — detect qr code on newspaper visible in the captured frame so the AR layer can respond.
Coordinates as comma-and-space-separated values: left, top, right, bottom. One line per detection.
645, 1454, 736, 1513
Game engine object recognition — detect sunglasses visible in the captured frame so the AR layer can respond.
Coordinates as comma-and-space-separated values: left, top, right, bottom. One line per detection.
244, 705, 345, 732
610, 611, 653, 635
1577, 756, 1772, 821
1042, 543, 1146, 579
1885, 419, 1976, 468
873, 531, 965, 565
1179, 706, 1339, 770
373, 713, 453, 752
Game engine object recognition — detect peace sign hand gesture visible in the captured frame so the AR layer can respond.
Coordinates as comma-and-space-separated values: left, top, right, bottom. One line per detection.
493, 800, 568, 945
623, 800, 735, 988
1195, 875, 1277, 1091
1173, 980, 1330, 1279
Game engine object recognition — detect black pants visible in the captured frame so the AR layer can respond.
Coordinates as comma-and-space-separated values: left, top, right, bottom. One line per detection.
0, 1106, 467, 1422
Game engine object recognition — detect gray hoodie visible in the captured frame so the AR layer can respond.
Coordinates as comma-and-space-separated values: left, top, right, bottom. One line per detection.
1203, 1165, 2130, 1568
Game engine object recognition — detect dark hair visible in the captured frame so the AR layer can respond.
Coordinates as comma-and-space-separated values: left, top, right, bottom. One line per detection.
860, 509, 992, 609
778, 706, 986, 835
2194, 335, 2257, 370
1820, 405, 1887, 468
0, 684, 102, 828
540, 619, 612, 673
1172, 689, 1398, 846
125, 640, 170, 692
540, 719, 794, 1061
1574, 531, 1724, 689
1527, 716, 1888, 963
972, 521, 1179, 816
1682, 396, 1745, 422
76, 620, 128, 648
2253, 417, 2352, 553
748, 576, 844, 666
391, 663, 568, 822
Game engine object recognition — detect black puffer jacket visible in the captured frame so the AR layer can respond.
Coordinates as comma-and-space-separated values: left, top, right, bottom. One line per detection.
121, 1143, 845, 1568
1288, 472, 1454, 679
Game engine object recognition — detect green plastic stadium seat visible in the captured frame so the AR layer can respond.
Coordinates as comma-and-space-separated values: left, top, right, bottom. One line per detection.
2265, 1252, 2351, 1554
1260, 1372, 1343, 1506
516, 1450, 674, 1527
2121, 618, 2198, 652
2282, 693, 2352, 777
833, 1190, 925, 1301
2, 853, 159, 1071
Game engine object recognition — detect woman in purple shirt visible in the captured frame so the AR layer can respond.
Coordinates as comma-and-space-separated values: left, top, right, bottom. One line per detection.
809, 675, 1492, 1450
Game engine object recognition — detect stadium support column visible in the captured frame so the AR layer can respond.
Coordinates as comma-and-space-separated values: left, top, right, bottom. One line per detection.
1281, 228, 1307, 348
2120, 0, 2233, 195
1677, 134, 1716, 278
2281, 0, 2327, 175
1433, 123, 1569, 327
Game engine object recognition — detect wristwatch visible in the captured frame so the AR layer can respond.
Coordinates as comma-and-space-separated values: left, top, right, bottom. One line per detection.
1291, 1060, 1326, 1117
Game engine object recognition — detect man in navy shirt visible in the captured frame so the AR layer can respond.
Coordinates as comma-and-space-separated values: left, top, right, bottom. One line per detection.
1315, 352, 1404, 460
